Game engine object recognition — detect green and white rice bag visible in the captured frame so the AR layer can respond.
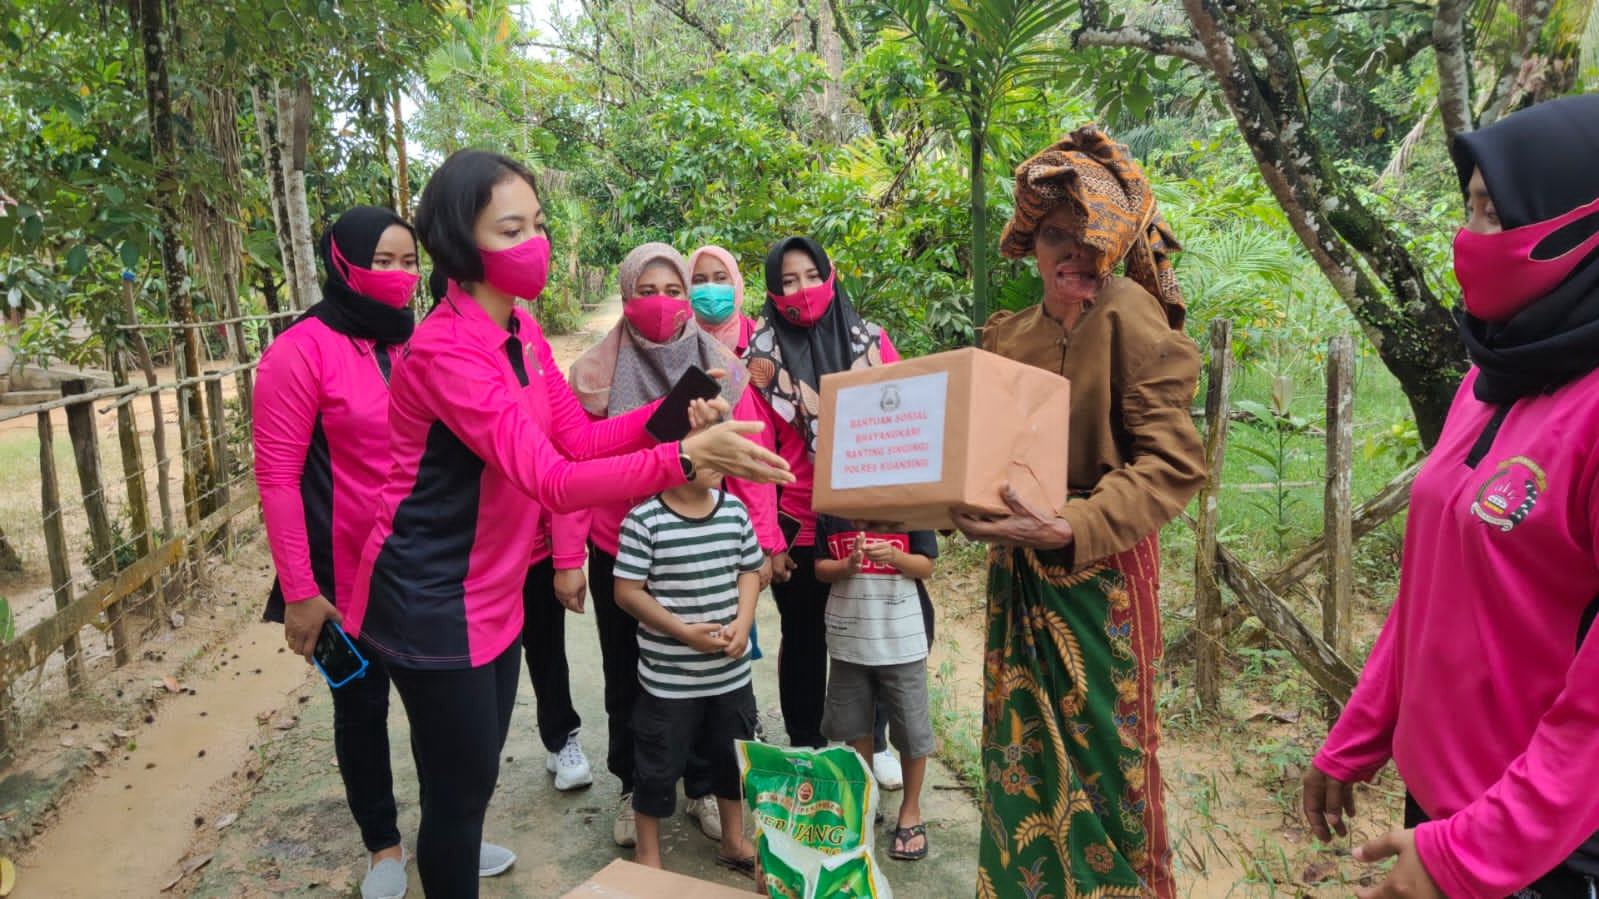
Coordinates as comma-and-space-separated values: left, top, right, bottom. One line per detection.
737, 741, 893, 899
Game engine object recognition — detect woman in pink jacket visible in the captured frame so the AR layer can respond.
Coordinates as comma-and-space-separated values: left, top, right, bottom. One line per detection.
568, 242, 784, 848
342, 150, 790, 897
1304, 95, 1599, 899
254, 206, 418, 899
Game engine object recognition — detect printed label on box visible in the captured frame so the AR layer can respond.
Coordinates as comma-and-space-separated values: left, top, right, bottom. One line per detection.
831, 371, 947, 490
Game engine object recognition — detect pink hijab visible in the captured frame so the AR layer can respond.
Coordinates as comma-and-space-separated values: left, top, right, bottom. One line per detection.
687, 245, 749, 353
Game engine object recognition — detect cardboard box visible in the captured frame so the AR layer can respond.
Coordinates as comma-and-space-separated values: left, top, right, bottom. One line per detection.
813, 347, 1070, 531
560, 860, 757, 898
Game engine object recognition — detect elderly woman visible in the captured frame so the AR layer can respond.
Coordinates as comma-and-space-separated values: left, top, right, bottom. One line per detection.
1304, 94, 1599, 899
955, 126, 1206, 899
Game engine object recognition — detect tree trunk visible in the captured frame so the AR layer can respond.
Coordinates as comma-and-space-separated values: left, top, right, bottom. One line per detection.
1433, 0, 1473, 140
393, 90, 410, 218
1179, 0, 1465, 446
969, 123, 989, 345
277, 79, 319, 309
0, 527, 20, 572
815, 0, 846, 141
251, 78, 302, 309
134, 0, 218, 522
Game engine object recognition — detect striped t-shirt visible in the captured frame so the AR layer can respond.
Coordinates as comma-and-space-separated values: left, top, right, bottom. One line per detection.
614, 490, 765, 699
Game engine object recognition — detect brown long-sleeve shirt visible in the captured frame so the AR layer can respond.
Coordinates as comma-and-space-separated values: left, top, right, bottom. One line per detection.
983, 277, 1206, 570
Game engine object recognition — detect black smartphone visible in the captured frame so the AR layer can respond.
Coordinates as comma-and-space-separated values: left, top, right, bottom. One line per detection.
313, 621, 369, 688
778, 511, 803, 546
644, 365, 724, 443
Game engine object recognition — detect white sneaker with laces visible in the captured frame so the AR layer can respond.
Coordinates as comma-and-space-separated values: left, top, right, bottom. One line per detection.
683, 794, 723, 841
873, 750, 904, 791
545, 731, 593, 791
613, 793, 638, 848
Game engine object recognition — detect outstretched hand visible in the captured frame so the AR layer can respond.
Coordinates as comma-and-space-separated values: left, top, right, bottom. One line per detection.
951, 484, 1073, 550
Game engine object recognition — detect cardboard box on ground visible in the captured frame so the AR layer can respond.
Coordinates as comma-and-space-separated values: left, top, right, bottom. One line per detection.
813, 347, 1070, 530
560, 860, 758, 898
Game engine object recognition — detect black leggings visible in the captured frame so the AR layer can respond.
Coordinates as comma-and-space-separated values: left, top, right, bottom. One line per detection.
590, 545, 714, 798
389, 644, 521, 897
774, 547, 935, 752
521, 558, 581, 753
330, 641, 401, 854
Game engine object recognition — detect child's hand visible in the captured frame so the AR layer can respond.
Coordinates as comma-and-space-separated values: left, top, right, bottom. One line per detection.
721, 619, 749, 658
863, 539, 900, 567
682, 621, 732, 654
847, 534, 866, 573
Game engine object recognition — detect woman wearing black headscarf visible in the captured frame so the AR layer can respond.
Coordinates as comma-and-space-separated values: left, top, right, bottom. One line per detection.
744, 237, 927, 786
1305, 94, 1599, 899
255, 206, 418, 899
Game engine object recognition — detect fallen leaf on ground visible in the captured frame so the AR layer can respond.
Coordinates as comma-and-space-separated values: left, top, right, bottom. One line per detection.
111, 728, 133, 739
89, 742, 110, 758
0, 856, 15, 896
1302, 861, 1340, 884
161, 676, 182, 693
214, 812, 238, 830
59, 737, 75, 748
160, 854, 212, 892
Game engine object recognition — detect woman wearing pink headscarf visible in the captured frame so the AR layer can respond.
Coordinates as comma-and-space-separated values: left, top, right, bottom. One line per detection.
687, 245, 757, 356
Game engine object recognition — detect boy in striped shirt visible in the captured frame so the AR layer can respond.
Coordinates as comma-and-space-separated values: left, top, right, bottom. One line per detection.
613, 469, 763, 876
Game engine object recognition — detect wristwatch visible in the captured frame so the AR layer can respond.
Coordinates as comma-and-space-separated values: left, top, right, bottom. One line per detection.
677, 441, 697, 481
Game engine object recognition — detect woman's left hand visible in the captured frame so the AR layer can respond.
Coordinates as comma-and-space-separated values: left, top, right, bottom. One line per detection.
687, 396, 730, 432
554, 567, 587, 613
1352, 829, 1444, 899
952, 484, 1074, 550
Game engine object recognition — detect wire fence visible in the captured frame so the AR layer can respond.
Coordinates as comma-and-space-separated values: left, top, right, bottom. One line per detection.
0, 322, 273, 754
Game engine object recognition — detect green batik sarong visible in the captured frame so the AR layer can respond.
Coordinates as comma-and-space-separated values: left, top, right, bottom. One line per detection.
976, 537, 1173, 899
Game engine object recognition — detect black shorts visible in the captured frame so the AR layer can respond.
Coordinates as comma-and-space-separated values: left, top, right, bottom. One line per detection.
631, 683, 757, 819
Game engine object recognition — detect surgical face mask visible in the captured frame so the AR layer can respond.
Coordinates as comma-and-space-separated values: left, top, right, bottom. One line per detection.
690, 283, 737, 324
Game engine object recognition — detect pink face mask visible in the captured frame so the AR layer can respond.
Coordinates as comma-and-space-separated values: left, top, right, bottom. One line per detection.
331, 237, 419, 309
624, 294, 692, 343
479, 235, 552, 300
1454, 193, 1599, 322
770, 270, 836, 327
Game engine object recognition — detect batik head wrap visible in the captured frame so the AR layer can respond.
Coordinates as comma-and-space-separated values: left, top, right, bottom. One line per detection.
1000, 124, 1186, 329
570, 242, 747, 417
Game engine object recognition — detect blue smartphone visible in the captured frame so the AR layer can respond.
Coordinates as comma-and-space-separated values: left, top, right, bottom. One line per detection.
313, 621, 369, 688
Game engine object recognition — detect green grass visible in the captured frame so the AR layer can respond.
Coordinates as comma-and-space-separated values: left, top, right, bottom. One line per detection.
927, 653, 983, 791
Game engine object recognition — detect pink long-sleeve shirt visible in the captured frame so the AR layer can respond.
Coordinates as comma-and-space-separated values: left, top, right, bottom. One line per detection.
253, 318, 395, 612
1315, 366, 1599, 897
345, 287, 686, 669
748, 330, 899, 550
584, 387, 784, 558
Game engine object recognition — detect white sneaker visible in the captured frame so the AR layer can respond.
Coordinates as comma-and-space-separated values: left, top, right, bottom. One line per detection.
478, 842, 516, 877
613, 793, 637, 848
362, 848, 408, 899
873, 750, 904, 791
545, 731, 593, 791
683, 794, 723, 841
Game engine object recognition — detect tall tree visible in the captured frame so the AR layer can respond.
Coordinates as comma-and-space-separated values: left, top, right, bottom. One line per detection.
873, 0, 1078, 342
1060, 0, 1589, 445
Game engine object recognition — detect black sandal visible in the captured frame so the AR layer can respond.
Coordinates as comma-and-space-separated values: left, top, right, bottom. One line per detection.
888, 823, 928, 861
715, 853, 758, 879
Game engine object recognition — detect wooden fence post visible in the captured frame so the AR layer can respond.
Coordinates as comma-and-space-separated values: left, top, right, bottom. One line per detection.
204, 374, 233, 555
1323, 336, 1356, 659
62, 381, 130, 667
37, 410, 86, 693
112, 351, 162, 625
1194, 319, 1234, 711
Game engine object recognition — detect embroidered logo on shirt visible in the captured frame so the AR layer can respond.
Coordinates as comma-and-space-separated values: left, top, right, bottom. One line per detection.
1470, 455, 1546, 532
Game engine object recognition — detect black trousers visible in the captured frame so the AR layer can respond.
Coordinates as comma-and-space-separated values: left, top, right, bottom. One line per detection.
1405, 794, 1597, 898
590, 545, 714, 798
389, 644, 521, 898
773, 547, 919, 753
632, 684, 757, 818
521, 558, 582, 753
330, 641, 402, 854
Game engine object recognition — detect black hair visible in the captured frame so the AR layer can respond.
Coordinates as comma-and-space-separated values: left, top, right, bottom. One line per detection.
414, 149, 540, 284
